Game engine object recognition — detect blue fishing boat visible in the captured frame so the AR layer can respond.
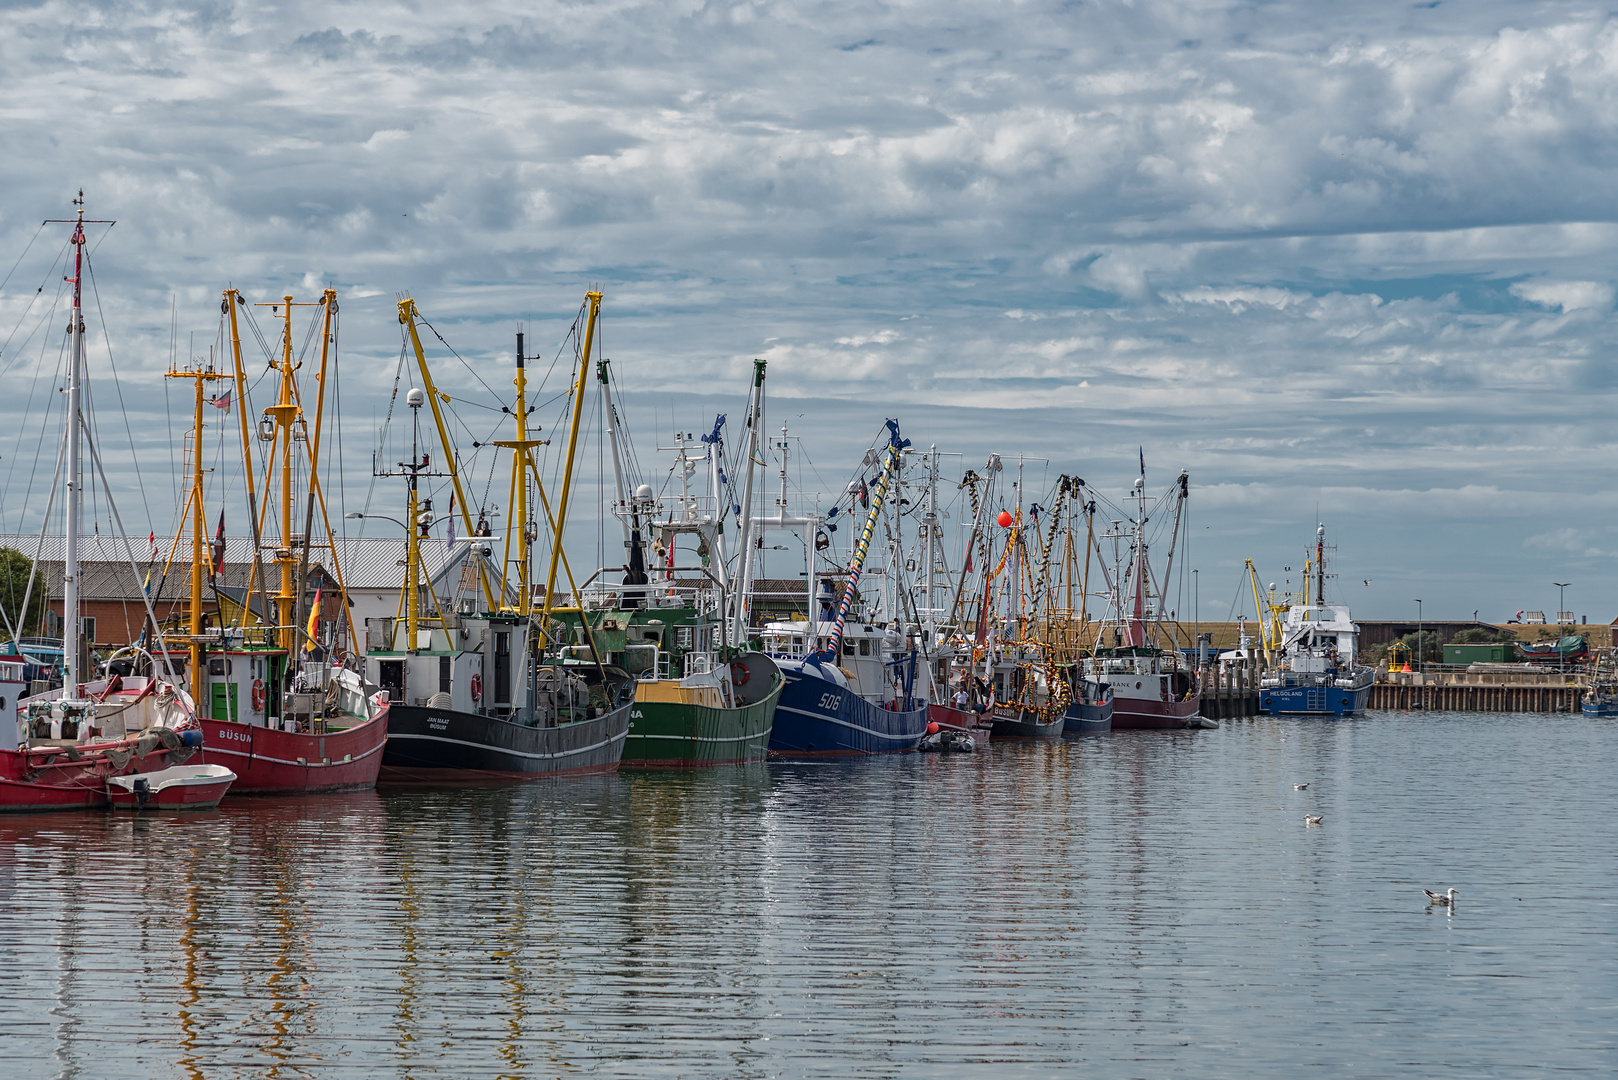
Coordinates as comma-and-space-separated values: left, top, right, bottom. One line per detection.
1062, 675, 1114, 734
761, 421, 929, 756
1581, 688, 1618, 717
1257, 526, 1374, 717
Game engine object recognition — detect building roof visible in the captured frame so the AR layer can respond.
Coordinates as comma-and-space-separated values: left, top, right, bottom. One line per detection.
0, 533, 470, 599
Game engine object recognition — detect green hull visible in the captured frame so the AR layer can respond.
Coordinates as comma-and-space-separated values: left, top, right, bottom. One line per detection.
621, 679, 783, 767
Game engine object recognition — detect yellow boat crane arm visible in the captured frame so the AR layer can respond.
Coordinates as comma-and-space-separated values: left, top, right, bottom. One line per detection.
1244, 558, 1278, 666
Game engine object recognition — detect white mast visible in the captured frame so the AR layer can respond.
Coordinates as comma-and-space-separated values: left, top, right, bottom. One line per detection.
728, 359, 765, 646
63, 194, 88, 694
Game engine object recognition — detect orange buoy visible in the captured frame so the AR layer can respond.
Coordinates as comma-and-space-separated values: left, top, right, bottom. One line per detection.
997, 510, 1013, 527
926, 722, 940, 734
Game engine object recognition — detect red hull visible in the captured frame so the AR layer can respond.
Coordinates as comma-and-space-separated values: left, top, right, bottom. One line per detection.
0, 743, 191, 812
928, 703, 992, 741
1111, 694, 1202, 730
108, 779, 232, 810
199, 710, 388, 794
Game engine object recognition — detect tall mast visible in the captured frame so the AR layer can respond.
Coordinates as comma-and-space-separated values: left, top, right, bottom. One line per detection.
490, 332, 550, 616
823, 420, 909, 658
62, 195, 86, 692
164, 355, 225, 707
1315, 524, 1326, 605
253, 293, 319, 652
599, 358, 631, 551
728, 359, 766, 646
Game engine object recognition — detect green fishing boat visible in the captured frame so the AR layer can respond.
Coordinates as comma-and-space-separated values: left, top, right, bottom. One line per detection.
549, 356, 782, 766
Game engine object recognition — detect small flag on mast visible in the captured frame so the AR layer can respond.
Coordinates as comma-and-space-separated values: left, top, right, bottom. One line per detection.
304, 587, 322, 654
209, 389, 232, 412
446, 494, 456, 546
210, 511, 226, 576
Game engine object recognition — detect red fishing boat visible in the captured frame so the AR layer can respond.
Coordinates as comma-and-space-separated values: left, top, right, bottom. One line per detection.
162, 285, 388, 794
1084, 467, 1203, 729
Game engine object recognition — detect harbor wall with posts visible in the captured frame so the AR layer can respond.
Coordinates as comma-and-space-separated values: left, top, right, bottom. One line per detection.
1198, 655, 1260, 718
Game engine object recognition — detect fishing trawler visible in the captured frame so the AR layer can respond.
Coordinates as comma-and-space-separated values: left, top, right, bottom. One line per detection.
168, 287, 388, 793
2, 194, 213, 811
1257, 526, 1374, 717
370, 296, 633, 780
761, 420, 930, 755
549, 361, 783, 768
1083, 467, 1202, 729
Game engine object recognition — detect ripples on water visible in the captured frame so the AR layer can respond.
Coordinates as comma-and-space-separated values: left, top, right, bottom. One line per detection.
2, 711, 1614, 1078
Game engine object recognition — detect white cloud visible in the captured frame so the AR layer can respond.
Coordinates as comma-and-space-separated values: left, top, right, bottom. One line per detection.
1509, 279, 1615, 312
4, 1, 1618, 615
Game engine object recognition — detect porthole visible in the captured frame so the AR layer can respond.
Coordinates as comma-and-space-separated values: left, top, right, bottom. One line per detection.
1135, 681, 1141, 689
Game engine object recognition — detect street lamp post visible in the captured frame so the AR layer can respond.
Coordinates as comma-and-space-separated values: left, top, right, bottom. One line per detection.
1554, 581, 1571, 674
345, 511, 407, 531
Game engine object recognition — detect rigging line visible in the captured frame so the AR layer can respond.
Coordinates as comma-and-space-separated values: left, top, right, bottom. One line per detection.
1, 277, 68, 518
85, 248, 153, 532
240, 304, 279, 367
0, 219, 47, 298
417, 315, 504, 402
0, 237, 71, 380
354, 339, 408, 536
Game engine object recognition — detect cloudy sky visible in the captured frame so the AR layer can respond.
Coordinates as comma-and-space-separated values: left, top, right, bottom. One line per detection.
4, 0, 1618, 622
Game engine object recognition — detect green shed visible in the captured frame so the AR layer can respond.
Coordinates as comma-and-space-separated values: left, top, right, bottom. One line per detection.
1443, 642, 1518, 665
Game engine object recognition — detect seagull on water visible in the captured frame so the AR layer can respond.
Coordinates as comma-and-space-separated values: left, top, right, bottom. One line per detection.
1305, 815, 1323, 826
1424, 888, 1458, 906
1294, 783, 1309, 790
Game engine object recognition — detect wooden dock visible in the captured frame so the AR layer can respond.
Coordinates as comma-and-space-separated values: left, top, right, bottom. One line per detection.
1198, 663, 1260, 719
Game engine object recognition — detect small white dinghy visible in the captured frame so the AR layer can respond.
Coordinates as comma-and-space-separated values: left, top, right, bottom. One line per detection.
107, 764, 236, 811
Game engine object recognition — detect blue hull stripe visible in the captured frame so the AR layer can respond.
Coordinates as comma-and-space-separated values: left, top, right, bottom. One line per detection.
769, 670, 928, 754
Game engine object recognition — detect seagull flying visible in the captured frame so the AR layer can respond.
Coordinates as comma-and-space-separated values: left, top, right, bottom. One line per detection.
1294, 783, 1309, 790
1424, 888, 1458, 906
1363, 580, 1371, 586
1305, 815, 1323, 826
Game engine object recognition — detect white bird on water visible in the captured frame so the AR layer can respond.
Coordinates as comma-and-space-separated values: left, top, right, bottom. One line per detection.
1424, 888, 1459, 906
1294, 783, 1309, 791
1305, 815, 1323, 826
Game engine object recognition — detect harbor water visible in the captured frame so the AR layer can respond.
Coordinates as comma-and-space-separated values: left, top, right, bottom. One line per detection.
4, 711, 1614, 1078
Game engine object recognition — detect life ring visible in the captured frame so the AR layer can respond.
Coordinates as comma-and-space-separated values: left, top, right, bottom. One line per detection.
470, 673, 482, 702
729, 661, 750, 687
251, 678, 266, 711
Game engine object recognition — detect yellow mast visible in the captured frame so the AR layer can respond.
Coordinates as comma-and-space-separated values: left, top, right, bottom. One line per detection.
163, 357, 225, 709
398, 299, 497, 612
252, 294, 319, 651
223, 291, 274, 642
540, 292, 601, 630
491, 332, 547, 616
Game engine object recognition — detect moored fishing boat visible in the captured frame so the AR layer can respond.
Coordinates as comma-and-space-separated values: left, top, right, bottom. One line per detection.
562, 360, 783, 767
170, 287, 388, 793
1083, 465, 1203, 729
1062, 675, 1114, 734
372, 296, 632, 781
1257, 526, 1374, 717
763, 420, 929, 756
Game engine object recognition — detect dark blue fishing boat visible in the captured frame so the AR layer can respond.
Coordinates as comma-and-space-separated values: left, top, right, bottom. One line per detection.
1062, 675, 1114, 734
760, 421, 929, 756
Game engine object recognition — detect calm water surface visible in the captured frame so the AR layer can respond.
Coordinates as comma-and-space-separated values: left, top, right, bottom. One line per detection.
2, 711, 1614, 1078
